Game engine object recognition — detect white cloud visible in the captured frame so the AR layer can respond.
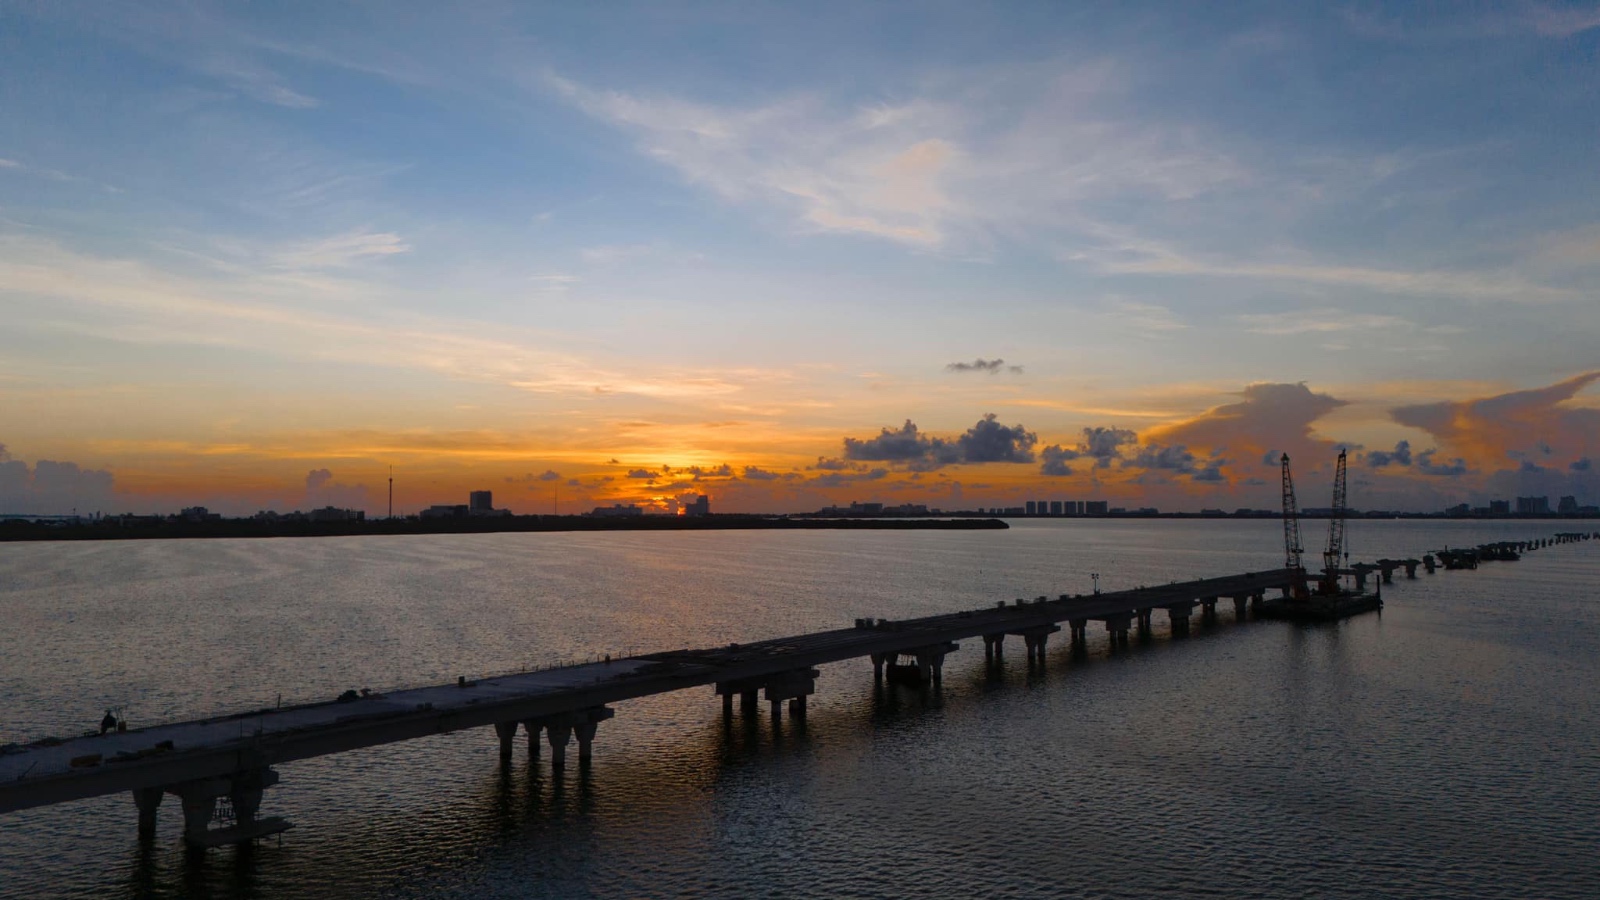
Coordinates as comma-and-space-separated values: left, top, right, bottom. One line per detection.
275, 230, 411, 269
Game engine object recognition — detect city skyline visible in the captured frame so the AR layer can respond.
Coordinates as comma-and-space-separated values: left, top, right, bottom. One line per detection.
4, 2, 1599, 516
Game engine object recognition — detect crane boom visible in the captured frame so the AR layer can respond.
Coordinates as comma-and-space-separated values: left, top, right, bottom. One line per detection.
1281, 453, 1304, 571
1323, 449, 1348, 591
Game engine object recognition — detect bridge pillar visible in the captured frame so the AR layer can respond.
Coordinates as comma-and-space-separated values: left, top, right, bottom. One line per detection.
574, 721, 599, 762
1009, 625, 1060, 665
886, 644, 958, 687
1098, 613, 1132, 647
1167, 603, 1194, 635
788, 695, 808, 718
1423, 554, 1436, 574
1251, 593, 1264, 613
523, 720, 544, 758
133, 787, 162, 839
1069, 619, 1088, 649
495, 721, 518, 761
1136, 609, 1153, 640
168, 768, 282, 846
1232, 596, 1247, 619
983, 634, 1004, 663
546, 723, 573, 767
1201, 598, 1218, 624
179, 793, 216, 844
871, 652, 891, 679
1403, 560, 1419, 578
741, 689, 759, 713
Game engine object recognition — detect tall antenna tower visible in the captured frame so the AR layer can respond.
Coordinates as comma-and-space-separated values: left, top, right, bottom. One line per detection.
388, 466, 394, 519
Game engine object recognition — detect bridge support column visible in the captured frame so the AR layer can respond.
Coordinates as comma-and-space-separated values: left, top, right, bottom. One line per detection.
546, 723, 573, 768
1009, 626, 1060, 665
1403, 560, 1419, 578
1232, 596, 1248, 619
741, 689, 758, 714
885, 644, 958, 687
1251, 593, 1264, 613
1167, 603, 1194, 636
523, 720, 543, 758
1201, 598, 1218, 624
133, 787, 162, 839
1351, 567, 1371, 592
1093, 614, 1131, 647
788, 695, 807, 718
1136, 610, 1152, 640
574, 721, 599, 763
495, 721, 518, 761
168, 768, 284, 846
1069, 619, 1088, 649
983, 634, 1004, 663
871, 652, 890, 679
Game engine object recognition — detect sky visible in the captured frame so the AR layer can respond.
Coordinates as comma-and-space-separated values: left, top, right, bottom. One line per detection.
2, 0, 1598, 516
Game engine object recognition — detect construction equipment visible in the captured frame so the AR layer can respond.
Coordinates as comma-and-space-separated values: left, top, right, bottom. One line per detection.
1281, 453, 1304, 572
1321, 449, 1348, 594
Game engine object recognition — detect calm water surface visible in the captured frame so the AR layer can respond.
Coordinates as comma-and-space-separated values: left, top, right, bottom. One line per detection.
1, 520, 1597, 898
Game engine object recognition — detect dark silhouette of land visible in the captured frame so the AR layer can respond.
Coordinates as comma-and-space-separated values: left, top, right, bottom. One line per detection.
0, 514, 1009, 543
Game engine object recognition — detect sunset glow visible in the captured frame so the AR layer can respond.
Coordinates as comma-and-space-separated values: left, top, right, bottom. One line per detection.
3, 3, 1597, 516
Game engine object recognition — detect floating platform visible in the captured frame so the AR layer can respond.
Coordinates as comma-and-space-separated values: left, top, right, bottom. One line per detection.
186, 817, 294, 848
1256, 591, 1382, 622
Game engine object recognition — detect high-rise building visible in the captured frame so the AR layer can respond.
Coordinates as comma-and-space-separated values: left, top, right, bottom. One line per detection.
684, 495, 710, 517
1025, 501, 1037, 515
1050, 500, 1063, 516
1515, 496, 1550, 515
1489, 500, 1510, 515
1559, 495, 1578, 513
469, 490, 493, 512
1085, 500, 1109, 515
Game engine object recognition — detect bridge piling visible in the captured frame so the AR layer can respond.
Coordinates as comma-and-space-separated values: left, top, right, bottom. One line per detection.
1167, 602, 1195, 635
524, 720, 543, 758
1232, 596, 1248, 619
546, 723, 572, 767
133, 787, 162, 839
1136, 609, 1152, 640
495, 721, 518, 761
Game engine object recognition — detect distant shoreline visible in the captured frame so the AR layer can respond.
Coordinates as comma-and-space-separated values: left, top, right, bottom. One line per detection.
0, 515, 1010, 543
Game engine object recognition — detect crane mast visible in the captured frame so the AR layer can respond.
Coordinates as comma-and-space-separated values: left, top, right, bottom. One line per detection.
1323, 449, 1348, 592
1281, 453, 1304, 572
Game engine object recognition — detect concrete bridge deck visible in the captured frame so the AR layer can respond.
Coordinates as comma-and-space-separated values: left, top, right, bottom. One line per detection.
1, 567, 1298, 835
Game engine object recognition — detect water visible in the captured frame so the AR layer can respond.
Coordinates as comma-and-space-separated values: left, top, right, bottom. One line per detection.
1, 520, 1597, 898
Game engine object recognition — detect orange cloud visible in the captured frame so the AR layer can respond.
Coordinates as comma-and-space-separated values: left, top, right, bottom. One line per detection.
1391, 371, 1600, 469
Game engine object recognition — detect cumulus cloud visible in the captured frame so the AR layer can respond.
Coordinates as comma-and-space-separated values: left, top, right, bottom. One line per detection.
1574, 457, 1593, 472
841, 414, 1036, 470
0, 455, 118, 515
1365, 440, 1413, 468
1415, 449, 1469, 478
946, 358, 1007, 374
625, 468, 656, 479
1040, 444, 1076, 477
1145, 383, 1346, 468
303, 468, 367, 509
508, 470, 563, 483
743, 466, 782, 481
305, 468, 333, 491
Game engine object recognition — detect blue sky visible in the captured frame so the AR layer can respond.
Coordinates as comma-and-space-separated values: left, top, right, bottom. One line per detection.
2, 1, 1598, 514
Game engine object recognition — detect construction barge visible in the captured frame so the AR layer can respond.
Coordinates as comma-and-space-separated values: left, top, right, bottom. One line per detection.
1265, 449, 1382, 623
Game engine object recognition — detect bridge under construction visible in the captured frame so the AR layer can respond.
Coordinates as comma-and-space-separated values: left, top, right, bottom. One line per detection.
1, 531, 1592, 848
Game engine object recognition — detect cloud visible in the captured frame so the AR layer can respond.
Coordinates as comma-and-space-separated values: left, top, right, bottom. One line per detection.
1574, 457, 1593, 472
1145, 383, 1346, 467
0, 443, 9, 461
742, 466, 782, 481
0, 456, 118, 515
813, 457, 858, 471
946, 358, 1007, 374
1365, 440, 1414, 468
625, 468, 657, 479
305, 468, 333, 491
1040, 444, 1076, 477
276, 230, 411, 269
1415, 449, 1470, 478
1391, 371, 1600, 468
841, 414, 1036, 470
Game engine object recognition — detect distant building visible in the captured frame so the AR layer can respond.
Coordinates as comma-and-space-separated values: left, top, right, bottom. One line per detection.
1558, 495, 1579, 514
178, 506, 221, 522
1050, 500, 1063, 516
1084, 500, 1109, 515
310, 506, 364, 523
469, 491, 493, 513
1514, 496, 1549, 515
1489, 500, 1510, 515
1445, 503, 1471, 517
683, 495, 710, 517
589, 504, 643, 518
421, 504, 469, 519
1025, 501, 1037, 516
